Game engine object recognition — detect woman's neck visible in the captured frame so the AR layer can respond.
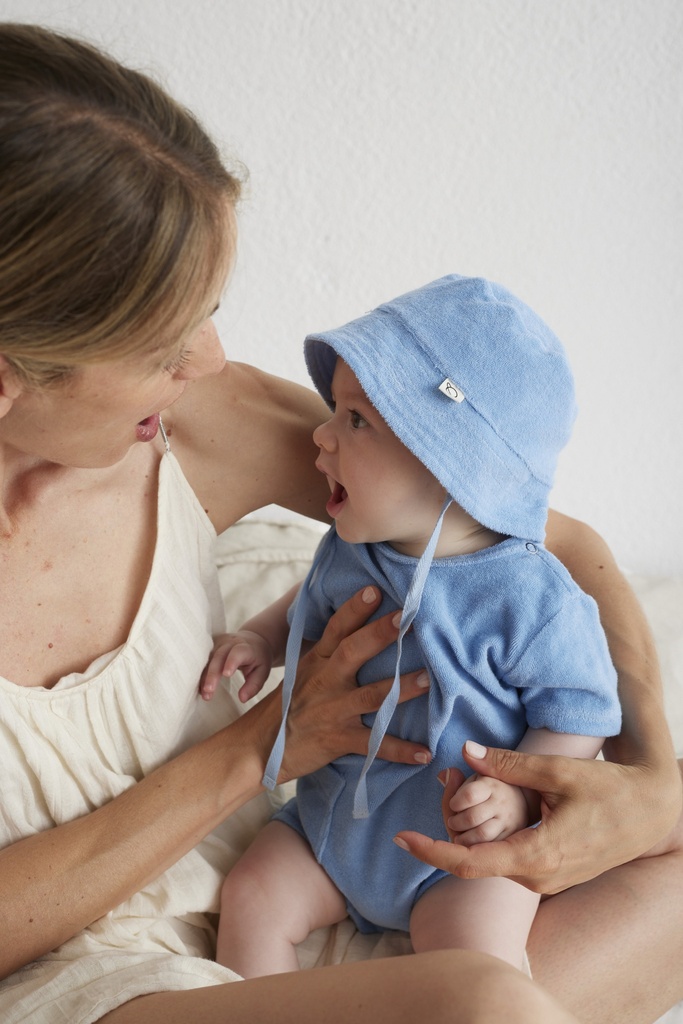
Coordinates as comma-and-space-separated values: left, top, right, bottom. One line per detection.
0, 443, 58, 535
0, 441, 139, 537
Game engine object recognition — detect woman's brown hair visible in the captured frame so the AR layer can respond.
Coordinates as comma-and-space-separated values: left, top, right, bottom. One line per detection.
0, 23, 243, 387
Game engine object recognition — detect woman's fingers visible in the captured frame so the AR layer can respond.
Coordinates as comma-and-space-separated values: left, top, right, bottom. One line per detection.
460, 741, 573, 794
345, 668, 432, 762
353, 668, 430, 712
312, 669, 432, 764
397, 742, 679, 894
315, 589, 385, 659
275, 587, 435, 778
313, 589, 422, 682
394, 822, 546, 886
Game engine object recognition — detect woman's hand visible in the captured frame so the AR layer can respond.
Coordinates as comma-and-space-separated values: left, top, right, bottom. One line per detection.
253, 585, 431, 785
394, 741, 683, 894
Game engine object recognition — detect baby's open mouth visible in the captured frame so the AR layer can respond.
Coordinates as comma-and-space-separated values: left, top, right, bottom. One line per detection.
326, 480, 348, 517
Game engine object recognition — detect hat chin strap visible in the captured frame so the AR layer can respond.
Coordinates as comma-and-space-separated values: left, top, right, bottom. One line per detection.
352, 496, 452, 818
262, 497, 452, 817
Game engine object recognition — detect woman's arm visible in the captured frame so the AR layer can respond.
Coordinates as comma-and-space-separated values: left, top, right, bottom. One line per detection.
396, 511, 682, 892
544, 510, 676, 775
0, 589, 431, 980
164, 361, 332, 532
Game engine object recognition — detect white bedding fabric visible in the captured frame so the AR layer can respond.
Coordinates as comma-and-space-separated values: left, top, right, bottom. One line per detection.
216, 518, 683, 1023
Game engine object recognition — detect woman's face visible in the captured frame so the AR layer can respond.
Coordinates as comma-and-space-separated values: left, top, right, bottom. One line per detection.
1, 315, 226, 469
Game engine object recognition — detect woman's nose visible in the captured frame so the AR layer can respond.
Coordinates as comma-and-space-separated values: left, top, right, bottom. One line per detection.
176, 320, 226, 380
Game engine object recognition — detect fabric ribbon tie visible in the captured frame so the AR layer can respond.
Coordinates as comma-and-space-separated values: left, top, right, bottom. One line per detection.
262, 498, 452, 814
262, 561, 314, 789
351, 497, 451, 817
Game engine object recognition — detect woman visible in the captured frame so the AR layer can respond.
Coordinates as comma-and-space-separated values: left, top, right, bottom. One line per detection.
0, 22, 680, 1024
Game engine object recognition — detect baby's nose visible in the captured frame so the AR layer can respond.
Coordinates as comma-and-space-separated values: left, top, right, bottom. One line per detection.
313, 419, 335, 450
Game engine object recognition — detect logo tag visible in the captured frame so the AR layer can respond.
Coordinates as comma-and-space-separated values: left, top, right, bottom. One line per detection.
438, 378, 465, 403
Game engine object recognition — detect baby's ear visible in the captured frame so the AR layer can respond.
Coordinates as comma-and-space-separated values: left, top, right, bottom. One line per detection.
0, 355, 25, 418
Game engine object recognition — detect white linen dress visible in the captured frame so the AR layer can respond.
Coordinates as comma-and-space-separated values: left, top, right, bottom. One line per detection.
0, 447, 274, 1023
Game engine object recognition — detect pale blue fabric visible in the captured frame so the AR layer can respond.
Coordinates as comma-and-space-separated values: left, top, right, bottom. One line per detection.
273, 527, 620, 934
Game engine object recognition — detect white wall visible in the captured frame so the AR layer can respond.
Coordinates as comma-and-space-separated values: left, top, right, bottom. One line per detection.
3, 0, 681, 574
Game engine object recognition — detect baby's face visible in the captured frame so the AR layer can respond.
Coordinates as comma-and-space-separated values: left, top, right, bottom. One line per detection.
312, 358, 447, 556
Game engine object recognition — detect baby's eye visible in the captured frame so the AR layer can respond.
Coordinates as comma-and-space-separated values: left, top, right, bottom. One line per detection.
350, 410, 368, 429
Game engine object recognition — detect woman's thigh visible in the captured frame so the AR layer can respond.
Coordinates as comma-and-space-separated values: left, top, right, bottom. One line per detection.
98, 949, 579, 1024
529, 797, 683, 1024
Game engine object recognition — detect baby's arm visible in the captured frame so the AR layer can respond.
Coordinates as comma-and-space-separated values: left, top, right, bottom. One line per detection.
200, 583, 300, 702
448, 728, 604, 846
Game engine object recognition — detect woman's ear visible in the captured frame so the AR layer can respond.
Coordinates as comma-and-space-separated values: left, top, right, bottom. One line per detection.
0, 356, 24, 418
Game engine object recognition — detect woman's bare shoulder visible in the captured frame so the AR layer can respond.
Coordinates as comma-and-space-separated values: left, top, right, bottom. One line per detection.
164, 362, 330, 532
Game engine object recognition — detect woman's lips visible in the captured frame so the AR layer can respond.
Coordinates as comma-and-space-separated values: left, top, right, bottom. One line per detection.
326, 480, 348, 518
135, 412, 160, 443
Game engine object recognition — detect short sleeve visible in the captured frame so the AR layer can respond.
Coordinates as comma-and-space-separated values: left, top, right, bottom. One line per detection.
506, 591, 621, 736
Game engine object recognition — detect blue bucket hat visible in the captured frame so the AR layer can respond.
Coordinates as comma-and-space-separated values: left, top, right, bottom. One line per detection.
305, 274, 576, 543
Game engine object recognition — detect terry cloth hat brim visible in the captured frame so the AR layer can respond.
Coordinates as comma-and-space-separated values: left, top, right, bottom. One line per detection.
304, 275, 576, 543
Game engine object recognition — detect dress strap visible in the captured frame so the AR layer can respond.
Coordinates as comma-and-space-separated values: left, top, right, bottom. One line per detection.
159, 417, 171, 453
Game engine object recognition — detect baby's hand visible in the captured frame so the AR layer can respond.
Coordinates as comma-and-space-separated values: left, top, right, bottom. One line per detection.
446, 773, 530, 846
200, 630, 274, 703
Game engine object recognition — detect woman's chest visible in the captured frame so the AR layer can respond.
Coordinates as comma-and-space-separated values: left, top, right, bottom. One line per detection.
0, 466, 157, 689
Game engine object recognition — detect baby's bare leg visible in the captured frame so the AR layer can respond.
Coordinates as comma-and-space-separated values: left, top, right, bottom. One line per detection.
216, 820, 347, 978
411, 874, 540, 971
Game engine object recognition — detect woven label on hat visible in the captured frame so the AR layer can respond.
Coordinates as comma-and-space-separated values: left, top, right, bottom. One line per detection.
438, 378, 465, 403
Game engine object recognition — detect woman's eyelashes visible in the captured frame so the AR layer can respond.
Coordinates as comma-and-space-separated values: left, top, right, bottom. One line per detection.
163, 348, 193, 374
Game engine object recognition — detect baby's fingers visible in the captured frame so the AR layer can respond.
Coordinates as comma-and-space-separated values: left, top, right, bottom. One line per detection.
449, 775, 490, 812
237, 664, 271, 704
200, 649, 230, 700
447, 799, 494, 835
452, 818, 508, 847
222, 642, 258, 679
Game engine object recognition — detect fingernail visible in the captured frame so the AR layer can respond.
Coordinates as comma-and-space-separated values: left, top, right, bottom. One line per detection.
393, 836, 409, 851
392, 611, 402, 628
416, 671, 429, 688
414, 751, 431, 764
437, 768, 450, 787
362, 587, 377, 604
465, 740, 487, 759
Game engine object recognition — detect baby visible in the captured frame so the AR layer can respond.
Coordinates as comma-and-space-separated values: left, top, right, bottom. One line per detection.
203, 275, 621, 976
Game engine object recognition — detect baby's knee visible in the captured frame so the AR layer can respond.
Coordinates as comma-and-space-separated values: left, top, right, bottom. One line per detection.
219, 857, 272, 923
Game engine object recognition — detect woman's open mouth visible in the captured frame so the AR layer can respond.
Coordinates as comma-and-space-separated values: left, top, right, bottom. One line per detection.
135, 413, 160, 443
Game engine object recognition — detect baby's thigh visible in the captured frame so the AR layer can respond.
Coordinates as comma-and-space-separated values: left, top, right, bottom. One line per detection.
410, 874, 539, 969
222, 821, 347, 931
